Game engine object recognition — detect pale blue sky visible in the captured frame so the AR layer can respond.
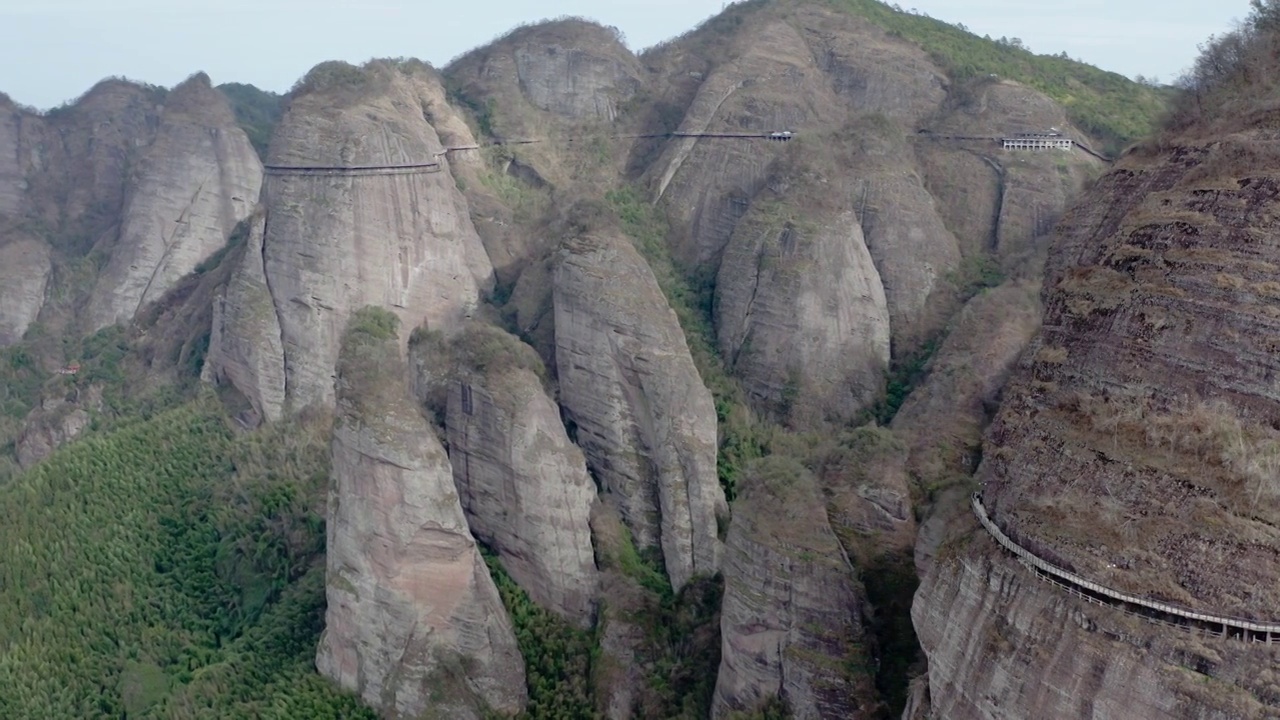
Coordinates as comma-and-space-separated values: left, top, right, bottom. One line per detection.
0, 0, 1252, 110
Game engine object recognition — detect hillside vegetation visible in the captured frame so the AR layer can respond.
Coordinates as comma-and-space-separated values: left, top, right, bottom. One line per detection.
216, 83, 283, 157
0, 398, 372, 719
826, 0, 1168, 152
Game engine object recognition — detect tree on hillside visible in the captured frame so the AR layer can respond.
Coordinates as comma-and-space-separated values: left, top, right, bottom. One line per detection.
1173, 0, 1280, 125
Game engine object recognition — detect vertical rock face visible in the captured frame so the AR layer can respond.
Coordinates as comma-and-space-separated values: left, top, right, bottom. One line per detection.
0, 237, 51, 345
553, 230, 726, 591
87, 73, 262, 331
0, 96, 37, 217
847, 117, 963, 350
441, 324, 598, 626
713, 457, 878, 719
917, 79, 1102, 266
202, 213, 286, 421
449, 19, 643, 125
715, 158, 890, 424
317, 311, 526, 719
512, 31, 642, 121
643, 3, 946, 274
206, 61, 494, 414
646, 16, 833, 271
25, 80, 162, 250
914, 539, 1278, 720
914, 130, 1280, 717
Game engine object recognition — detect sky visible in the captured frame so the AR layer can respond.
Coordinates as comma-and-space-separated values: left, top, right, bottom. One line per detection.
0, 0, 1255, 110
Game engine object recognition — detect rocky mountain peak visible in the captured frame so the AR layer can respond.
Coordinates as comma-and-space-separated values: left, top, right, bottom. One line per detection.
159, 71, 236, 125
449, 18, 643, 124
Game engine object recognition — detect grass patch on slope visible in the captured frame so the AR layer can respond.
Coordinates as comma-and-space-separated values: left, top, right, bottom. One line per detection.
0, 398, 373, 719
827, 0, 1168, 153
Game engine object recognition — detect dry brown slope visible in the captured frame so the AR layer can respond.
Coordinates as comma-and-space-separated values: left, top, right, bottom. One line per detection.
914, 122, 1280, 717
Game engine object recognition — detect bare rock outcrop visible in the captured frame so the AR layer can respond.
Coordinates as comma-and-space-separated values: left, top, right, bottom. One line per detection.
23, 80, 163, 252
646, 15, 836, 271
917, 79, 1102, 267
87, 73, 262, 331
713, 457, 879, 719
643, 2, 945, 273
206, 61, 494, 415
202, 213, 286, 421
916, 528, 1277, 720
417, 323, 598, 626
317, 309, 525, 719
892, 282, 1041, 484
449, 19, 643, 127
0, 95, 37, 217
847, 116, 963, 350
716, 153, 890, 425
914, 125, 1280, 717
0, 236, 51, 345
553, 229, 726, 591
15, 386, 102, 468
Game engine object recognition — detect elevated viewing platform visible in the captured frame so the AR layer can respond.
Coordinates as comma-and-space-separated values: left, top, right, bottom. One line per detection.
1001, 135, 1074, 151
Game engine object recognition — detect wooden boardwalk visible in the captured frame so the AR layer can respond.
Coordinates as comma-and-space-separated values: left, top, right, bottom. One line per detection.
971, 493, 1280, 643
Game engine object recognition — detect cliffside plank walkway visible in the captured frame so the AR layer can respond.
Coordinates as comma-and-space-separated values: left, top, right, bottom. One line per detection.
437, 130, 795, 154
971, 493, 1280, 643
263, 162, 443, 177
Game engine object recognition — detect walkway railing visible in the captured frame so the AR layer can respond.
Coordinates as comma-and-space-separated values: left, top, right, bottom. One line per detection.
971, 493, 1280, 642
263, 162, 442, 177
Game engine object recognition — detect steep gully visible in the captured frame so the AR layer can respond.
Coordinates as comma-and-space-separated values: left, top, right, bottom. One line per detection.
971, 493, 1280, 643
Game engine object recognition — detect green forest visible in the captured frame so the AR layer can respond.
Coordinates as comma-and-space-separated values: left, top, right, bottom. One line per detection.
0, 397, 375, 718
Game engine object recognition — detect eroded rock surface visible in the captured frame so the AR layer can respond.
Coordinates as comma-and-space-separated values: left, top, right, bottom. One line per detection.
713, 457, 878, 719
716, 151, 890, 424
207, 61, 493, 414
202, 213, 286, 421
554, 229, 726, 591
434, 324, 598, 626
317, 311, 525, 719
0, 237, 51, 345
645, 3, 947, 274
87, 73, 262, 331
917, 525, 1279, 720
914, 127, 1280, 718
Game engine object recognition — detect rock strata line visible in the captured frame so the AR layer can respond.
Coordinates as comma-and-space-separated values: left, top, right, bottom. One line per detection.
971, 493, 1280, 641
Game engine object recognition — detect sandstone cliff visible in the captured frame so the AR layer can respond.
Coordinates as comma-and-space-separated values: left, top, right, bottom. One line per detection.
713, 457, 879, 719
202, 213, 286, 421
917, 78, 1102, 269
715, 146, 890, 424
0, 80, 161, 344
317, 309, 526, 719
643, 2, 947, 277
413, 322, 599, 626
447, 19, 644, 188
86, 73, 262, 331
0, 236, 50, 345
914, 116, 1280, 717
205, 61, 494, 416
553, 228, 727, 591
